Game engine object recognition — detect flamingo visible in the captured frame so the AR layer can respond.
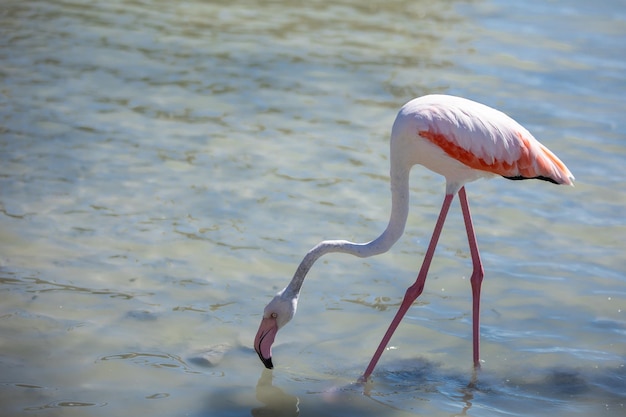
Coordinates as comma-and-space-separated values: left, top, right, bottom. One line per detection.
254, 94, 574, 380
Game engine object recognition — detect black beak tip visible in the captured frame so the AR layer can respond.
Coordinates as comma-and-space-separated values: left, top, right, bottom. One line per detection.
262, 356, 274, 369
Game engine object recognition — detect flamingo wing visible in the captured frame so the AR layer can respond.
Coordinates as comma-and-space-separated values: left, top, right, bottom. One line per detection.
408, 95, 574, 186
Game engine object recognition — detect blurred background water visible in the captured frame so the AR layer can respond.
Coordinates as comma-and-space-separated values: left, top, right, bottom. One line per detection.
0, 0, 624, 416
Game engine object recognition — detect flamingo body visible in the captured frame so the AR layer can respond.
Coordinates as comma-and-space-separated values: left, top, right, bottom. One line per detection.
254, 94, 574, 378
392, 95, 573, 192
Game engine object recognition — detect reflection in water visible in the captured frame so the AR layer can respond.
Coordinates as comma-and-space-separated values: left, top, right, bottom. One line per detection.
292, 360, 621, 416
452, 380, 475, 417
252, 364, 481, 417
253, 370, 300, 417
360, 361, 626, 416
452, 369, 479, 416
361, 361, 478, 416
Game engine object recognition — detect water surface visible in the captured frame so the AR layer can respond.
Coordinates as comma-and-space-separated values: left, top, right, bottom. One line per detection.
1, 0, 625, 416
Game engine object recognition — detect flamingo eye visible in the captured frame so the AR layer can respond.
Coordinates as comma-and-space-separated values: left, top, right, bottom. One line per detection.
271, 312, 277, 318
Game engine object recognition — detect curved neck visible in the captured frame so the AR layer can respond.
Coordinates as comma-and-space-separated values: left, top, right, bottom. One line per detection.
284, 164, 411, 297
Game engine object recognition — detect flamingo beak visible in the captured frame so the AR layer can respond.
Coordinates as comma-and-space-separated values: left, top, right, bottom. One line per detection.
254, 317, 278, 369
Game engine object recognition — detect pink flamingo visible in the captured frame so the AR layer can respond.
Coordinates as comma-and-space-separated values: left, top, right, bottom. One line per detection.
254, 94, 574, 380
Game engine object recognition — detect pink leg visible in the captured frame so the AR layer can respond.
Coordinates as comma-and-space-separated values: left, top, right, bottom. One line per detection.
361, 192, 455, 381
458, 187, 484, 368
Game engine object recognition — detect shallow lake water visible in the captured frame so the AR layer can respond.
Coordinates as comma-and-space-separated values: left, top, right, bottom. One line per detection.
1, 0, 625, 416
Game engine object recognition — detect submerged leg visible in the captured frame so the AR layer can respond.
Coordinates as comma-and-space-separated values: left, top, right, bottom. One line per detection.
361, 192, 456, 380
458, 187, 484, 368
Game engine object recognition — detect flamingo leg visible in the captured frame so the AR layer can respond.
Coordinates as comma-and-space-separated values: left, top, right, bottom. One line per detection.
458, 187, 484, 368
361, 192, 456, 380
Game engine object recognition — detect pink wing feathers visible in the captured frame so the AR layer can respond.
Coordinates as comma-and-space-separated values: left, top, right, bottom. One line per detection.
407, 95, 574, 186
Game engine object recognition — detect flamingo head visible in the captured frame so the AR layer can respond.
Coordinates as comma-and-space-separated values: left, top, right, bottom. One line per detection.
254, 289, 297, 369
